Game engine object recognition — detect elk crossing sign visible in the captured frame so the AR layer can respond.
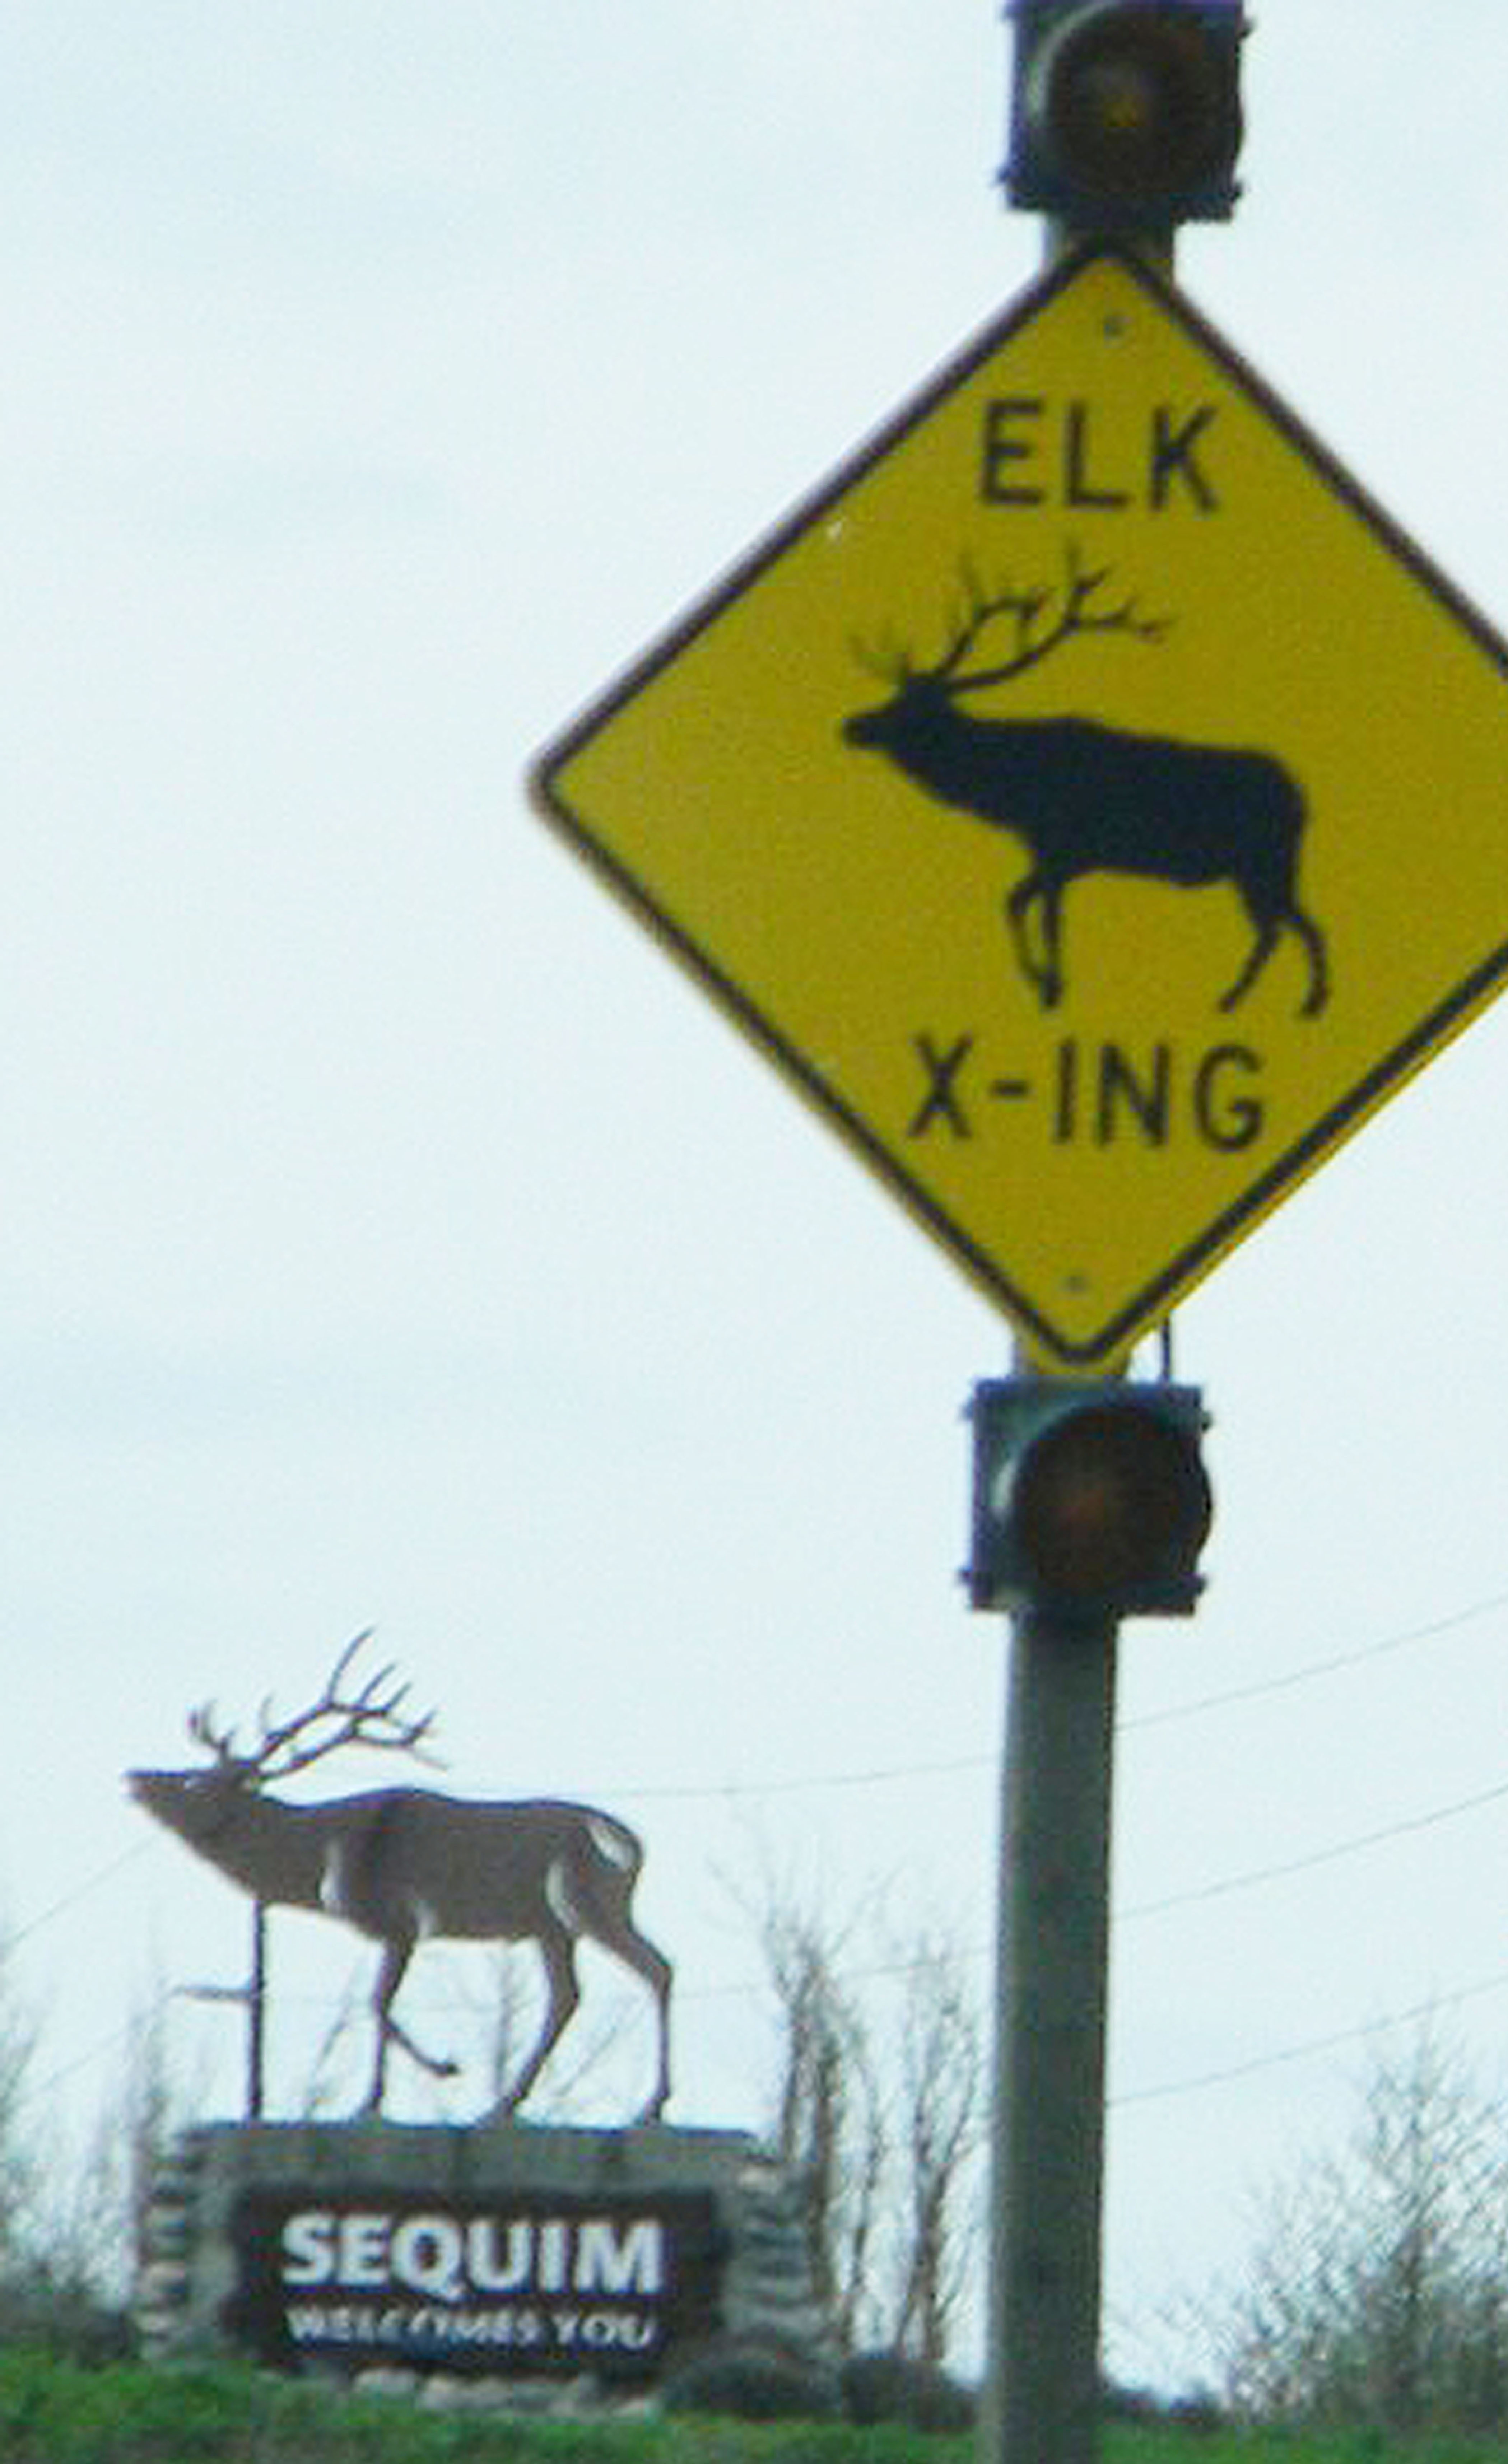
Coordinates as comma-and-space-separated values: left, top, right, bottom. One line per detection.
531, 246, 1508, 1369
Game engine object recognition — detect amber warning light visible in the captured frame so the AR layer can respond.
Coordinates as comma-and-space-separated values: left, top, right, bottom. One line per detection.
1005, 0, 1244, 233
968, 1377, 1213, 1619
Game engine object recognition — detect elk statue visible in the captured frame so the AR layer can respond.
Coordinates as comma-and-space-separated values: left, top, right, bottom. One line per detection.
128, 1637, 672, 2124
842, 546, 1329, 1019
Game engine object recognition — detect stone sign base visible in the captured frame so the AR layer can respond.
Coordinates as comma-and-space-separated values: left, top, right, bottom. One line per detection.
138, 2122, 830, 2396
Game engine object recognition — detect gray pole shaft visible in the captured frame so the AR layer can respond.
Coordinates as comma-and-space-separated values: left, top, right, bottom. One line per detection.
982, 1602, 1118, 2464
248, 1899, 267, 2122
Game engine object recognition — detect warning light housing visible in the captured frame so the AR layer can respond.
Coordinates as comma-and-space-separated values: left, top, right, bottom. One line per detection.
968, 1376, 1212, 1620
1005, 0, 1244, 235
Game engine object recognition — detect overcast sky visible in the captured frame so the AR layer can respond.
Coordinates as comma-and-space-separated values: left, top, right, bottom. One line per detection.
5, 0, 1508, 2394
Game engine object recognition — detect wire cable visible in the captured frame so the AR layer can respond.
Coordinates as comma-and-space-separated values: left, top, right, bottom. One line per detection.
1123, 1585, 1508, 1734
608, 1583, 1508, 1802
1120, 1769, 1508, 1923
1113, 1965, 1508, 2107
5, 1843, 151, 1950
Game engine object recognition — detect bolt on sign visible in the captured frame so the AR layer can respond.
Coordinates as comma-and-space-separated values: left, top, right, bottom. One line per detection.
531, 246, 1508, 1369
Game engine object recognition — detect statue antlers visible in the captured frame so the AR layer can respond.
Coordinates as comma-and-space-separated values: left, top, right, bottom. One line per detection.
184, 1630, 441, 1785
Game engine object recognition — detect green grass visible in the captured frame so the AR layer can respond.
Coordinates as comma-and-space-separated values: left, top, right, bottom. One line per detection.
7, 2354, 1508, 2464
0, 2353, 915, 2464
1106, 2438, 1508, 2464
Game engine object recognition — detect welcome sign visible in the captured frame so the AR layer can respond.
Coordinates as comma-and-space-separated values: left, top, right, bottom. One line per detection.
225, 2188, 724, 2378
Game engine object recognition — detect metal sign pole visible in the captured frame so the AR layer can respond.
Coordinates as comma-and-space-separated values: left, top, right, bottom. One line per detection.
248, 1898, 267, 2122
177, 1894, 271, 2123
982, 1599, 1118, 2464
970, 1354, 1209, 2464
977, 72, 1183, 2460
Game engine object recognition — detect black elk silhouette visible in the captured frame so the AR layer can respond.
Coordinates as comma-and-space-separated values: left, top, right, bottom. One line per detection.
128, 1637, 672, 2123
842, 550, 1329, 1017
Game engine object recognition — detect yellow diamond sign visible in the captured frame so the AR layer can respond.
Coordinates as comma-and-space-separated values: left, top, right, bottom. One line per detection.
530, 247, 1508, 1369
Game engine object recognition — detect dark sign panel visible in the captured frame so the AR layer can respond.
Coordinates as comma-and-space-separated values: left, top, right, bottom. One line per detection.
226, 2188, 725, 2379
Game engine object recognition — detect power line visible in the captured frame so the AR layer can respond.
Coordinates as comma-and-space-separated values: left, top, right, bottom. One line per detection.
13, 1593, 1496, 1928
5, 1844, 150, 1950
42, 1932, 1508, 2127
689, 1758, 1508, 1993
610, 1582, 1508, 1802
1122, 1584, 1508, 1734
1120, 1768, 1508, 1923
1113, 1966, 1508, 2108
614, 1755, 991, 1803
21, 1677, 1508, 1971
17, 1593, 1508, 2126
20, 1630, 1508, 1992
